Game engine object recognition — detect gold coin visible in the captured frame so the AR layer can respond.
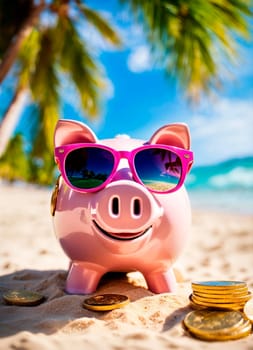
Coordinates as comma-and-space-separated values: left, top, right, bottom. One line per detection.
192, 287, 249, 295
244, 297, 253, 322
183, 309, 251, 341
188, 318, 252, 341
193, 289, 250, 299
192, 280, 247, 292
83, 294, 130, 311
188, 295, 207, 310
3, 289, 45, 306
191, 294, 245, 309
192, 291, 251, 304
190, 294, 244, 310
184, 309, 244, 334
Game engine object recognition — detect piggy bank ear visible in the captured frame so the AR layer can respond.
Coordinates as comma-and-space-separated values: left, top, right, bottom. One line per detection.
54, 119, 98, 147
149, 123, 190, 150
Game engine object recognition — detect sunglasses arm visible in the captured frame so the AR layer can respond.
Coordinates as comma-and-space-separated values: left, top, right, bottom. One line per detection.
55, 157, 61, 172
187, 161, 193, 174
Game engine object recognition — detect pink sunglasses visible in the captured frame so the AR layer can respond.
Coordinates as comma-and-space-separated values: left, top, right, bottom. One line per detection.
55, 143, 193, 194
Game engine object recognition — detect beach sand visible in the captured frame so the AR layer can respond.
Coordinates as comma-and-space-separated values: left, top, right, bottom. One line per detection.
0, 183, 252, 349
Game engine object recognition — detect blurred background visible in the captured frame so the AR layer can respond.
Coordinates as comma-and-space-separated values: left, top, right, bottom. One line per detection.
0, 0, 252, 214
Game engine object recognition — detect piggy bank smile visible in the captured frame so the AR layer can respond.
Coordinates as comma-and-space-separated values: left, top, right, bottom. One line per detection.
93, 219, 153, 241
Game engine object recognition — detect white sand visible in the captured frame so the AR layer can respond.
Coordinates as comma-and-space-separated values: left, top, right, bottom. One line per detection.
0, 183, 252, 349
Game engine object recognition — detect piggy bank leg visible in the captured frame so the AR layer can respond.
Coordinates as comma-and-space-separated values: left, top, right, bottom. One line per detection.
144, 268, 177, 293
65, 262, 106, 295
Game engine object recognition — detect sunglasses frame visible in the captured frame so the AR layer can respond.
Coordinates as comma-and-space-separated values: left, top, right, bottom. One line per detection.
55, 143, 193, 194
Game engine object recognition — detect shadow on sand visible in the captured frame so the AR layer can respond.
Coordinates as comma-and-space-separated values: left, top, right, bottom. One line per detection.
0, 269, 154, 337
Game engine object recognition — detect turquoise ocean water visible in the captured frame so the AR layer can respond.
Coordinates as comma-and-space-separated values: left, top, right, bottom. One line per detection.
186, 157, 253, 215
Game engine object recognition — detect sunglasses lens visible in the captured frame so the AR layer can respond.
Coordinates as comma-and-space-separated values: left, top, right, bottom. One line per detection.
134, 148, 182, 192
65, 147, 114, 190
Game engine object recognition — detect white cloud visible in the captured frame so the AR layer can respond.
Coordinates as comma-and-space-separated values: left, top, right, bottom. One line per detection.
127, 45, 153, 73
133, 96, 253, 165
229, 45, 253, 79
123, 23, 146, 47
111, 14, 155, 73
60, 73, 114, 116
189, 97, 253, 165
77, 9, 155, 74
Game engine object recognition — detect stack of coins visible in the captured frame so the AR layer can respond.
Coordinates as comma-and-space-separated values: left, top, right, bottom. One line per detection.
190, 281, 252, 311
183, 280, 253, 341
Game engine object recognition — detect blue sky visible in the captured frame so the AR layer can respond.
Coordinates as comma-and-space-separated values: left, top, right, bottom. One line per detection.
7, 1, 253, 166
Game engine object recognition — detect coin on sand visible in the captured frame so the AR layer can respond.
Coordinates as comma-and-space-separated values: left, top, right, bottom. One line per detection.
244, 297, 253, 322
3, 289, 45, 306
83, 294, 130, 311
183, 309, 251, 341
191, 318, 252, 341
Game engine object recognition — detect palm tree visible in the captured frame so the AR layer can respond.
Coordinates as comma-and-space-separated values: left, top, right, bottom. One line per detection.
120, 0, 252, 100
0, 0, 121, 160
0, 0, 44, 83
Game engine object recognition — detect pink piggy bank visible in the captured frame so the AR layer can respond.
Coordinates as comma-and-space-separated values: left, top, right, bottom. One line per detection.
52, 119, 193, 294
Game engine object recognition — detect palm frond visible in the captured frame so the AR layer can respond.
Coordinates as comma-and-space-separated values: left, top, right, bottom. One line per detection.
121, 0, 252, 99
55, 17, 107, 117
17, 28, 41, 88
78, 3, 122, 46
35, 102, 59, 152
30, 28, 60, 107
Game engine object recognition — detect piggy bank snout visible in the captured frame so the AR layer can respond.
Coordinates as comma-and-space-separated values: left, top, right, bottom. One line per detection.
92, 180, 163, 239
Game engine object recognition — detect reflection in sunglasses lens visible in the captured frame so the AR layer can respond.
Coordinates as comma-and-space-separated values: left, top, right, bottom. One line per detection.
65, 147, 114, 189
134, 148, 182, 192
